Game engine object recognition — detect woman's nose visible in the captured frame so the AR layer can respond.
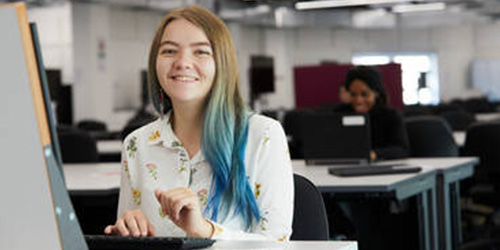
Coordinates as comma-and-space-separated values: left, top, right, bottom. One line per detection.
174, 52, 192, 70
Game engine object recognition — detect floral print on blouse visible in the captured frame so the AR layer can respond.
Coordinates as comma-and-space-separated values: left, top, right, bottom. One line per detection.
117, 112, 294, 241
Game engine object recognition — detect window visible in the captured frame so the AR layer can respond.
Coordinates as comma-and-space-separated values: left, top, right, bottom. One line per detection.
352, 53, 439, 105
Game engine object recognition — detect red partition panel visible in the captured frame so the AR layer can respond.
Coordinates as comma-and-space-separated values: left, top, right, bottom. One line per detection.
294, 63, 403, 110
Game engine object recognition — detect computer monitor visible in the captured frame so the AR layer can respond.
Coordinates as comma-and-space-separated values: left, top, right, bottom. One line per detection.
301, 112, 371, 165
249, 55, 274, 106
0, 3, 87, 250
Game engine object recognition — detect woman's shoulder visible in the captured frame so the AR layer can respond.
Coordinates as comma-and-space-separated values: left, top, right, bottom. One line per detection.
248, 113, 283, 133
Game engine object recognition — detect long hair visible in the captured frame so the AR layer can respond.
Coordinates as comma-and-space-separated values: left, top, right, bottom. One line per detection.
147, 5, 259, 228
344, 65, 388, 106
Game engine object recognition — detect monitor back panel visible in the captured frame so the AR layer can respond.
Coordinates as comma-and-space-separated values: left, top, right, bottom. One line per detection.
0, 4, 61, 250
0, 3, 86, 250
301, 113, 371, 164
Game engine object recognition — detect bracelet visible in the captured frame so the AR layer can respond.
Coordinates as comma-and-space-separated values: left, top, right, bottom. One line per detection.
205, 219, 216, 238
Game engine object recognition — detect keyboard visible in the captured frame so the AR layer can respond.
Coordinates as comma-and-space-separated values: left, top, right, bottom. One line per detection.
84, 235, 216, 250
328, 165, 422, 177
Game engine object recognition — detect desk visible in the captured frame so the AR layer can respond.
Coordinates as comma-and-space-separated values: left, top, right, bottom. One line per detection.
293, 157, 478, 250
293, 160, 439, 250
475, 112, 500, 122
207, 240, 357, 249
65, 158, 477, 250
63, 163, 120, 195
383, 158, 477, 250
97, 140, 122, 155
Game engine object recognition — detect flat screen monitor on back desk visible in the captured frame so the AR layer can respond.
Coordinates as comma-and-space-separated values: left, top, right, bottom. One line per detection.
300, 113, 421, 176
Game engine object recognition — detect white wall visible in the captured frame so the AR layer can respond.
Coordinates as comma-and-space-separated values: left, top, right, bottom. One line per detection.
72, 3, 164, 130
30, 2, 500, 130
232, 22, 496, 109
28, 2, 73, 84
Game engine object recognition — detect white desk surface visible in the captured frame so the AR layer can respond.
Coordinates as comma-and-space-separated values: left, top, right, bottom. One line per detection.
475, 112, 500, 122
292, 157, 476, 192
97, 140, 122, 154
64, 157, 476, 192
63, 163, 121, 191
207, 240, 357, 250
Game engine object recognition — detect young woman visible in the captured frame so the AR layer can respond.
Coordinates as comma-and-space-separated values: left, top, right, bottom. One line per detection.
336, 66, 409, 160
104, 5, 293, 241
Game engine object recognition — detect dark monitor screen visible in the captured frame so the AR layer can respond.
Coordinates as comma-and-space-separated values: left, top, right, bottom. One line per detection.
250, 55, 275, 95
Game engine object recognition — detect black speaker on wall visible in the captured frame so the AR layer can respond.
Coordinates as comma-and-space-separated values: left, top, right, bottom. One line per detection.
250, 55, 275, 105
46, 69, 73, 125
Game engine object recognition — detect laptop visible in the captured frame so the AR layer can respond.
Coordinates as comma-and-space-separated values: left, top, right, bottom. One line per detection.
300, 112, 421, 176
301, 112, 372, 166
0, 4, 215, 250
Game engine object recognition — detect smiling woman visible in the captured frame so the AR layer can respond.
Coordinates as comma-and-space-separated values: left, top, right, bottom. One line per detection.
104, 5, 294, 242
335, 66, 410, 160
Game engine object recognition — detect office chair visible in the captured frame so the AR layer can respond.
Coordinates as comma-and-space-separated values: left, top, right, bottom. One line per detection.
57, 127, 99, 163
121, 108, 157, 140
291, 174, 329, 241
440, 110, 476, 131
462, 122, 500, 207
404, 116, 459, 157
77, 119, 107, 132
403, 105, 433, 117
463, 98, 496, 114
461, 122, 500, 243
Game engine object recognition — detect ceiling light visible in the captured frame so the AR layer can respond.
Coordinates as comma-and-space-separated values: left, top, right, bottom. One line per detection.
295, 0, 409, 10
392, 2, 446, 13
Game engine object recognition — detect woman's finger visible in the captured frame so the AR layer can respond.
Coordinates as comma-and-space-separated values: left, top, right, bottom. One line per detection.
125, 216, 141, 237
116, 219, 130, 236
136, 213, 149, 237
104, 225, 115, 235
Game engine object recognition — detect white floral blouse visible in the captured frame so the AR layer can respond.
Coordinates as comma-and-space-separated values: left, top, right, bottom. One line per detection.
118, 112, 294, 241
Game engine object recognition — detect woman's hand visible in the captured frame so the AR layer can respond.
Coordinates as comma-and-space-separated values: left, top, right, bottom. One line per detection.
370, 150, 377, 161
155, 187, 214, 238
104, 209, 155, 237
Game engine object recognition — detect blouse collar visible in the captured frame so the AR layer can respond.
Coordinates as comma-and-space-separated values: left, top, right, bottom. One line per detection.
147, 111, 205, 163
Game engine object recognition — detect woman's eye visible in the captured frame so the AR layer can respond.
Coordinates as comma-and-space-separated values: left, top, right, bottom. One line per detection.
161, 49, 176, 55
195, 50, 211, 56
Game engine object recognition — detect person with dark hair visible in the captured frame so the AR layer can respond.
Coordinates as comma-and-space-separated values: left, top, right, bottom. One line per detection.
104, 5, 293, 240
338, 84, 351, 104
335, 66, 409, 160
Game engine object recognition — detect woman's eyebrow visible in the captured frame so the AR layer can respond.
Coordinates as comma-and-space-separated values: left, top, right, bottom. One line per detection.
159, 40, 211, 48
159, 40, 178, 47
190, 42, 211, 48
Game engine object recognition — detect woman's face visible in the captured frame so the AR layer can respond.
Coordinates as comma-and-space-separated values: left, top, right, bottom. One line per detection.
348, 79, 378, 113
156, 19, 216, 106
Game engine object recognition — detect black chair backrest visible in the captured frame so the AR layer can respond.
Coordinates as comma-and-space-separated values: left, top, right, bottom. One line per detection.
404, 116, 459, 157
77, 120, 107, 132
58, 127, 99, 163
439, 110, 476, 131
291, 174, 329, 241
403, 105, 433, 117
463, 122, 500, 183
